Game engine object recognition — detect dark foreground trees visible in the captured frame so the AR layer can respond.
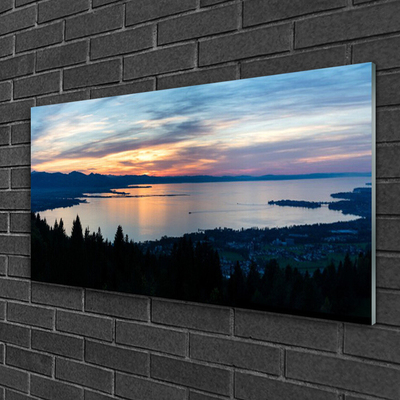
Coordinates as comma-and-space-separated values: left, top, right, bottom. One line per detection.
31, 213, 371, 321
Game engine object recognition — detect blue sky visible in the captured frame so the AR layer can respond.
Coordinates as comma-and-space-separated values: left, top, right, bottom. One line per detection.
31, 63, 373, 176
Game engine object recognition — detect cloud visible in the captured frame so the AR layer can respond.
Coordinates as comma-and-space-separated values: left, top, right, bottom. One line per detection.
32, 63, 373, 176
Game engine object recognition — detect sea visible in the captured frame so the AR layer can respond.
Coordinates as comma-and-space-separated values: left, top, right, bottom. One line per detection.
37, 176, 370, 242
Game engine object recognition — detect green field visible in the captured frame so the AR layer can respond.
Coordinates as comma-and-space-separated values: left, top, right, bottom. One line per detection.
218, 242, 369, 274
256, 242, 369, 273
219, 250, 245, 263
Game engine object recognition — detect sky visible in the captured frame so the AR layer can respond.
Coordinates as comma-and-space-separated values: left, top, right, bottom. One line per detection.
31, 63, 374, 177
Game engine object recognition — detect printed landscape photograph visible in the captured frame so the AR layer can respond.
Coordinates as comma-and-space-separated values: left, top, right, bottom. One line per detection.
31, 63, 376, 324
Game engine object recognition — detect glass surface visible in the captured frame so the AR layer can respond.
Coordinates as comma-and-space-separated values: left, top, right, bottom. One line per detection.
31, 63, 375, 324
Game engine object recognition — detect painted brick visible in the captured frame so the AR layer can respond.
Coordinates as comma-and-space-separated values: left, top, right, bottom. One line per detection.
152, 299, 230, 334
31, 281, 83, 310
286, 350, 400, 400
0, 6, 35, 36
244, 0, 346, 26
116, 373, 186, 400
11, 168, 30, 188
158, 65, 236, 90
64, 60, 121, 90
37, 90, 89, 106
0, 0, 12, 14
0, 322, 29, 347
32, 329, 84, 359
189, 391, 221, 400
85, 289, 149, 320
354, 36, 400, 71
31, 374, 84, 400
0, 213, 7, 232
235, 309, 338, 351
0, 82, 11, 102
37, 41, 88, 72
85, 339, 148, 375
0, 54, 34, 81
3, 390, 35, 400
345, 324, 400, 363
151, 355, 231, 396
10, 213, 30, 233
8, 302, 54, 329
199, 24, 291, 66
57, 310, 113, 341
91, 79, 154, 99
158, 5, 237, 45
14, 71, 60, 99
0, 2, 397, 399
0, 189, 29, 210
191, 334, 280, 374
116, 320, 186, 356
0, 191, 29, 210
124, 43, 196, 80
93, 0, 119, 7
0, 100, 34, 124
16, 0, 36, 5
377, 145, 400, 178
201, 0, 231, 6
66, 5, 123, 40
0, 235, 30, 255
11, 125, 30, 146
0, 365, 28, 392
16, 22, 63, 53
4, 256, 25, 276
126, 0, 197, 26
8, 256, 30, 278
84, 391, 114, 400
56, 358, 113, 393
0, 37, 13, 58
377, 256, 400, 290
241, 46, 346, 79
377, 218, 400, 252
0, 256, 6, 275
377, 72, 400, 107
0, 37, 14, 61
377, 182, 400, 215
6, 346, 53, 376
0, 278, 29, 301
91, 25, 153, 60
377, 109, 400, 143
0, 302, 5, 321
0, 126, 10, 147
377, 290, 400, 326
0, 171, 8, 190
345, 395, 370, 400
0, 146, 30, 168
38, 0, 90, 23
235, 372, 337, 400
295, 2, 400, 48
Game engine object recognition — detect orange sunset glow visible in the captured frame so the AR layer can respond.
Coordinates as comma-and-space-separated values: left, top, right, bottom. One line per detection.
31, 64, 373, 177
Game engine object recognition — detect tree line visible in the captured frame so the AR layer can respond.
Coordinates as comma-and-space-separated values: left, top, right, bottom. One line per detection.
31, 213, 371, 321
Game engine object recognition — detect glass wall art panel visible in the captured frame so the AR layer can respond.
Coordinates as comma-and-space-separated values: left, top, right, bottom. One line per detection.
31, 63, 376, 324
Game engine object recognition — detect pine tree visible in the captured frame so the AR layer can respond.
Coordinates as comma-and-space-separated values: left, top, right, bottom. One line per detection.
71, 215, 83, 246
114, 225, 124, 250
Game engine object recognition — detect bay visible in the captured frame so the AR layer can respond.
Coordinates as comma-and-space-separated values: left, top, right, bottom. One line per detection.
37, 176, 370, 242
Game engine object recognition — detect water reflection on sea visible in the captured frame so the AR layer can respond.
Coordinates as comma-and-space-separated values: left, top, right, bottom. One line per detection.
37, 177, 370, 242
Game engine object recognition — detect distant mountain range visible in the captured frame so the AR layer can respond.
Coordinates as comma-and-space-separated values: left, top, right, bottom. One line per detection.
31, 171, 371, 189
